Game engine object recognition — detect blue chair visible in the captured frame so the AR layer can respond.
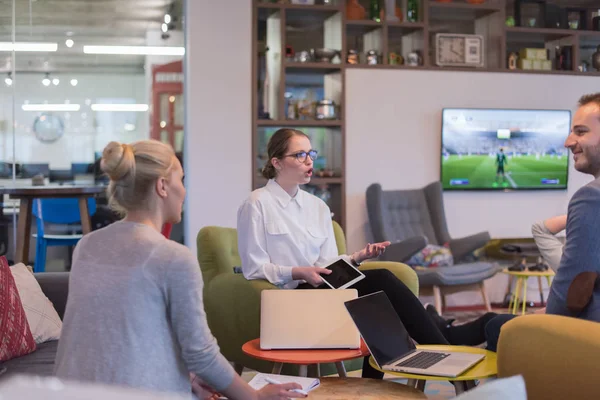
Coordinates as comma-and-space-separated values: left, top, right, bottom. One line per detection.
32, 198, 97, 272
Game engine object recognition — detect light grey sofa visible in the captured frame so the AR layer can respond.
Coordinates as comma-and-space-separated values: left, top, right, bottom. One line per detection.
0, 272, 68, 378
366, 182, 501, 314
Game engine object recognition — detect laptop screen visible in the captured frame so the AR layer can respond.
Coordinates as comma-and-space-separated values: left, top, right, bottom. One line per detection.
344, 291, 416, 367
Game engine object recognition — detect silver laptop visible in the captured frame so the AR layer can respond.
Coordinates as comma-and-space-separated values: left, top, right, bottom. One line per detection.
344, 291, 484, 378
260, 289, 360, 350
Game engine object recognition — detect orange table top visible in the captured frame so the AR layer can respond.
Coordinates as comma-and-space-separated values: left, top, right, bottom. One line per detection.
242, 338, 370, 364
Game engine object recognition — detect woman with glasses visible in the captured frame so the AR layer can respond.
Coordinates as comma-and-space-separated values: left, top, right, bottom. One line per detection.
237, 128, 496, 379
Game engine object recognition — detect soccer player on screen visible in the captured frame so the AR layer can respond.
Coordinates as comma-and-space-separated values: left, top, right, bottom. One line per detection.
495, 148, 508, 184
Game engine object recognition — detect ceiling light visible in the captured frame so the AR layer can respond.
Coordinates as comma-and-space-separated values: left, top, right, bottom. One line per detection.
124, 123, 136, 131
70, 79, 78, 86
160, 120, 166, 128
83, 45, 184, 56
4, 73, 12, 87
0, 42, 57, 52
164, 14, 171, 24
52, 78, 59, 86
169, 96, 175, 103
65, 39, 74, 48
22, 104, 81, 112
161, 23, 168, 33
91, 104, 149, 112
42, 77, 51, 86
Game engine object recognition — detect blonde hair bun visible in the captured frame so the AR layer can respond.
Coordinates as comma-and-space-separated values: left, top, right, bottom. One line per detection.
101, 141, 136, 181
101, 139, 176, 215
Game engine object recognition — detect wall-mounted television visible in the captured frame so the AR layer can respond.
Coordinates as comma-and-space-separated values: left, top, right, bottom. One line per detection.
441, 108, 571, 191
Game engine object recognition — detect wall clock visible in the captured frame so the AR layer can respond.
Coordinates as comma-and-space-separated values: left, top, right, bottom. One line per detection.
435, 33, 484, 68
33, 113, 64, 143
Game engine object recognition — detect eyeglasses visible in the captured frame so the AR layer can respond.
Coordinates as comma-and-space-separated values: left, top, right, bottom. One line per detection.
283, 150, 318, 163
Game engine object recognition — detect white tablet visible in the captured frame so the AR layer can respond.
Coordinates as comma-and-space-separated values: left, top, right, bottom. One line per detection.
320, 257, 366, 289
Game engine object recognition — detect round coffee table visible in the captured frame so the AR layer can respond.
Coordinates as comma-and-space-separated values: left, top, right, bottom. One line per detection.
502, 268, 555, 314
242, 338, 370, 377
368, 345, 497, 395
311, 377, 433, 399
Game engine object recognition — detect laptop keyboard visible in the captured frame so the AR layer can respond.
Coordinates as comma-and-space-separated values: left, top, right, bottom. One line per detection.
395, 351, 451, 370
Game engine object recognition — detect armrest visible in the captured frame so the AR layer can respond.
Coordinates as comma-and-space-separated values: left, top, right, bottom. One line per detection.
359, 261, 419, 296
379, 236, 427, 263
498, 314, 600, 400
204, 273, 277, 367
449, 231, 491, 261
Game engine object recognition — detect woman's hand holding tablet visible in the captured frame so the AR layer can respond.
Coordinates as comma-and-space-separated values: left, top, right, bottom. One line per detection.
320, 257, 366, 289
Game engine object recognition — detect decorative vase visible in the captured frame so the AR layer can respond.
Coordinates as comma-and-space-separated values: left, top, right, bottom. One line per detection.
369, 0, 381, 22
346, 0, 366, 21
593, 45, 600, 71
382, 0, 400, 22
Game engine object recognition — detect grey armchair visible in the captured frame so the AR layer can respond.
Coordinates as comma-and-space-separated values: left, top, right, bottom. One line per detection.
366, 181, 500, 314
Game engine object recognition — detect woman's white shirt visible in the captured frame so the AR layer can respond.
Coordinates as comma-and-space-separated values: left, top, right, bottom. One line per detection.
237, 179, 340, 289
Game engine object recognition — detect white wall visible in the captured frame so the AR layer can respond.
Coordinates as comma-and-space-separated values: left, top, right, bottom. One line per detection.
345, 69, 596, 304
0, 73, 147, 168
184, 0, 252, 254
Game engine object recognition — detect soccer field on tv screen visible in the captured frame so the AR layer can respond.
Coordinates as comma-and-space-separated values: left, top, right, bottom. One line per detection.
441, 154, 568, 190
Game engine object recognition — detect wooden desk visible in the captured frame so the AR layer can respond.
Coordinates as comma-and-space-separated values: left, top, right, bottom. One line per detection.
0, 185, 106, 264
311, 378, 433, 399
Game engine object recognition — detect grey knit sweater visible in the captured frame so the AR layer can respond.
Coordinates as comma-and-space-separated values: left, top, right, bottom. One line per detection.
54, 221, 235, 396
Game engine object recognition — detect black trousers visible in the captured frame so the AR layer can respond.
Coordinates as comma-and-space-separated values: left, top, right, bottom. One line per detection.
298, 269, 494, 378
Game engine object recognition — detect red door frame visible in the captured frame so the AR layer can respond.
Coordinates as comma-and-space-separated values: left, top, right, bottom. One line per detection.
152, 61, 183, 239
151, 60, 183, 147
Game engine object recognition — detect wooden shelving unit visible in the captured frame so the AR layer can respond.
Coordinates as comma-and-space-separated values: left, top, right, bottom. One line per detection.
257, 119, 343, 127
252, 0, 600, 229
253, 0, 347, 227
428, 0, 501, 15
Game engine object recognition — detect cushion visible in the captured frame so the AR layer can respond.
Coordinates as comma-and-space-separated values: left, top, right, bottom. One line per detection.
0, 256, 36, 361
10, 263, 62, 344
406, 243, 454, 268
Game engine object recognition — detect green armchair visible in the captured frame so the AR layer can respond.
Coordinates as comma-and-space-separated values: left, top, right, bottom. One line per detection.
197, 221, 418, 376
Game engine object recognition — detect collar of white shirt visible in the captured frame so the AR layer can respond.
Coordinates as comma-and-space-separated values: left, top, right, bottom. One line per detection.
266, 179, 304, 209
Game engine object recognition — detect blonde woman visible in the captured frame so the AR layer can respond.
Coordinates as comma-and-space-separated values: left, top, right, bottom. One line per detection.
55, 140, 304, 400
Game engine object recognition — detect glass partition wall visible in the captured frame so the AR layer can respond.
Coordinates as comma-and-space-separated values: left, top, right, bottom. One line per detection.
0, 0, 185, 269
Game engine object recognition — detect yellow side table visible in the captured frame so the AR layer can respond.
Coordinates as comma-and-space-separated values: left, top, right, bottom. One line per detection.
502, 268, 555, 315
368, 345, 497, 395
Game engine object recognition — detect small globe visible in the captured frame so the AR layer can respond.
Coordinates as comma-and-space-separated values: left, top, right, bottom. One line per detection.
33, 113, 64, 143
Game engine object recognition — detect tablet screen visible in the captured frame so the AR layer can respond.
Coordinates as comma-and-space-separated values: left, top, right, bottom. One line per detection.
321, 258, 363, 289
